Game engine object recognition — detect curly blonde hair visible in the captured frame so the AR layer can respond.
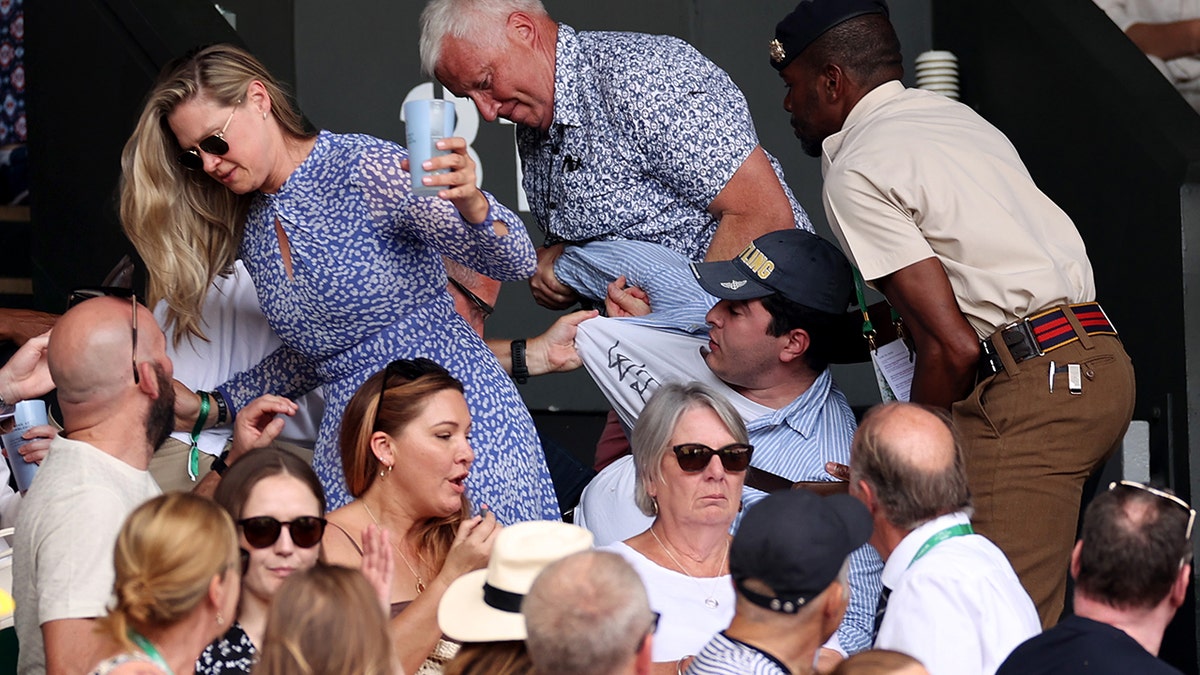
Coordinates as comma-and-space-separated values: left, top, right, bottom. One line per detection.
119, 43, 314, 343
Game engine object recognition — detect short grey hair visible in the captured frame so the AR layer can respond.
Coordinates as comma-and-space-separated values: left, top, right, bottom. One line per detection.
419, 0, 549, 77
631, 382, 749, 517
523, 551, 654, 675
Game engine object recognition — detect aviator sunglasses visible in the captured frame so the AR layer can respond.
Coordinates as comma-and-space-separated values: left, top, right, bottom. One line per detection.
1109, 480, 1196, 544
67, 286, 140, 384
177, 97, 243, 170
672, 442, 754, 473
237, 515, 327, 549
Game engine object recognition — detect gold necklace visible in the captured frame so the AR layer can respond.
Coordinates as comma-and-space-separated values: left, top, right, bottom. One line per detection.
362, 501, 426, 594
649, 526, 727, 609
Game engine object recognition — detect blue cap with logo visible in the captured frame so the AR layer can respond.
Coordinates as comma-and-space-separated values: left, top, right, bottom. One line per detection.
689, 229, 853, 315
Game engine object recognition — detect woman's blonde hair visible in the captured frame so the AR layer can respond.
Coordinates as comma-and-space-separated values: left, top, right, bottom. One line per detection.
256, 565, 394, 675
99, 493, 238, 648
443, 641, 533, 675
339, 358, 469, 573
119, 43, 315, 343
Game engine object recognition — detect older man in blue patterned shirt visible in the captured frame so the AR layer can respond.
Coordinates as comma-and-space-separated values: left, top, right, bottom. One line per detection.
420, 0, 811, 309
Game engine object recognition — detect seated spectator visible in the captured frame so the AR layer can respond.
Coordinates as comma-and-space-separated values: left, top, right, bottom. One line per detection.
850, 403, 1039, 675
14, 297, 169, 675
322, 358, 500, 674
437, 521, 593, 675
88, 493, 241, 675
997, 481, 1193, 674
256, 564, 397, 675
150, 260, 324, 493
599, 382, 844, 671
523, 550, 656, 675
0, 330, 52, 543
830, 650, 930, 675
1094, 0, 1200, 113
12, 295, 295, 675
196, 448, 327, 673
687, 489, 870, 675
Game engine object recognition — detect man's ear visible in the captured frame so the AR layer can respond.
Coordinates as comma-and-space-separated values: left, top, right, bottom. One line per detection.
1069, 540, 1084, 581
821, 63, 845, 103
1170, 561, 1192, 609
136, 362, 160, 398
634, 633, 654, 675
506, 11, 538, 44
779, 327, 811, 364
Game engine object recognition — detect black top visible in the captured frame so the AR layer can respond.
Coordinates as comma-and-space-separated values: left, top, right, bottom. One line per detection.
195, 621, 255, 675
997, 615, 1183, 675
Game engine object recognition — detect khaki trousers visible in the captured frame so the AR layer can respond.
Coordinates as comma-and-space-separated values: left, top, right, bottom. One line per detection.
149, 438, 315, 493
953, 331, 1135, 628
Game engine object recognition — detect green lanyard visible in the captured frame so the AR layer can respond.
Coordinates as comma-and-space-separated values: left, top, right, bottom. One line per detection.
908, 523, 974, 569
127, 630, 175, 675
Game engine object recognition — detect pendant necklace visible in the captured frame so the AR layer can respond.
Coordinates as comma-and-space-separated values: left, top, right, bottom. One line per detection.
649, 526, 727, 609
363, 501, 427, 594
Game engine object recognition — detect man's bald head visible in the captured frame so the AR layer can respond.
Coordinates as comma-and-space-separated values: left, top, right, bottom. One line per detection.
850, 402, 971, 531
49, 297, 168, 407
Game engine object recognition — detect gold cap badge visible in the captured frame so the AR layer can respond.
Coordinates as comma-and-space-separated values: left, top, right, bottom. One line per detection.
769, 39, 787, 64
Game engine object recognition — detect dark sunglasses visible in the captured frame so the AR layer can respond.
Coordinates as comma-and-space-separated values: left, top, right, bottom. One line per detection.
372, 358, 450, 431
237, 515, 327, 549
178, 98, 242, 170
672, 442, 753, 473
448, 277, 495, 321
636, 611, 661, 653
67, 286, 141, 384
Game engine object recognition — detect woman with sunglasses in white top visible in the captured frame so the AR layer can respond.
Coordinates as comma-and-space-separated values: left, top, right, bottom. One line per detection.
599, 382, 752, 675
195, 448, 326, 674
118, 43, 557, 523
323, 358, 500, 675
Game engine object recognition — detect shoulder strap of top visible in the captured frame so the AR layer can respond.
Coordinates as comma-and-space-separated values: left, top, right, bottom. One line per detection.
326, 519, 364, 556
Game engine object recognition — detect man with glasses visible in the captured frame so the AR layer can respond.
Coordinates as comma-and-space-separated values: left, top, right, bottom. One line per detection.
11, 297, 292, 675
524, 550, 656, 675
850, 402, 1039, 675
688, 490, 869, 675
998, 482, 1193, 674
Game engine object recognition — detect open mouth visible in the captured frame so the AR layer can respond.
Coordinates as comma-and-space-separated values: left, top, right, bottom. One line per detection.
449, 473, 469, 491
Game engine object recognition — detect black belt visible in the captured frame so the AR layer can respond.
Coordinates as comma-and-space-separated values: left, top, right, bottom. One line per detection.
979, 302, 1117, 376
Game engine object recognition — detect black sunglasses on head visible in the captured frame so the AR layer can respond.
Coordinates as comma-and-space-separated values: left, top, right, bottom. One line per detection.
178, 98, 242, 170
672, 442, 753, 473
67, 286, 141, 384
237, 515, 327, 549
372, 358, 450, 431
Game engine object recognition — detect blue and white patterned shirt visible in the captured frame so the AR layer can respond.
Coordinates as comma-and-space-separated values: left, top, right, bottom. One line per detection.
517, 24, 810, 259
687, 632, 791, 675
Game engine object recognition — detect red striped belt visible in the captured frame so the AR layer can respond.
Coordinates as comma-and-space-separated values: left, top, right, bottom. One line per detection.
979, 302, 1118, 376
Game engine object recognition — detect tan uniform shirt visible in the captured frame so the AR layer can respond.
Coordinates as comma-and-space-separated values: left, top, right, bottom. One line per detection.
820, 81, 1095, 338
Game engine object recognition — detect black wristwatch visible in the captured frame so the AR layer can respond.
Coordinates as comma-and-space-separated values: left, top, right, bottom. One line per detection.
511, 339, 530, 385
210, 449, 232, 477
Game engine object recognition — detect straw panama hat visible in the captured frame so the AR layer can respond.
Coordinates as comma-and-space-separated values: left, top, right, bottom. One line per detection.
437, 520, 594, 642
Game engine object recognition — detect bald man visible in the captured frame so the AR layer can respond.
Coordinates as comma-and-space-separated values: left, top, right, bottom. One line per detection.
13, 297, 170, 675
849, 403, 1039, 675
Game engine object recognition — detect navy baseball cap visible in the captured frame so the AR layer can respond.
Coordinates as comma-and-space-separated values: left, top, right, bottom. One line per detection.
770, 0, 890, 71
731, 490, 873, 614
690, 229, 853, 314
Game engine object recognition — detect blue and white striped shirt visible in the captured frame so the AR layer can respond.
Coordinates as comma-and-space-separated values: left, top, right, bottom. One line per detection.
687, 632, 790, 675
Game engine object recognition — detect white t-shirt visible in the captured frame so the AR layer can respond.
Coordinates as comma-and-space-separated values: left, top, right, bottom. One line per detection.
13, 436, 161, 674
875, 511, 1041, 675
